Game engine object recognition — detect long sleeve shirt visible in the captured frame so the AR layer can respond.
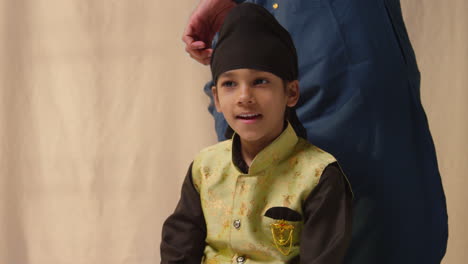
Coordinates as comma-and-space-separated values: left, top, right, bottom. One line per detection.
161, 124, 352, 264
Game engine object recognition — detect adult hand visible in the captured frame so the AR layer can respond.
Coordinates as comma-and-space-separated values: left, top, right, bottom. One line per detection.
183, 0, 237, 65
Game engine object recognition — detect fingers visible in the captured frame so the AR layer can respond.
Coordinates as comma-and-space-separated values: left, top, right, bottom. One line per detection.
190, 40, 206, 50
187, 47, 213, 65
182, 23, 199, 46
182, 23, 211, 65
183, 37, 211, 65
182, 34, 194, 46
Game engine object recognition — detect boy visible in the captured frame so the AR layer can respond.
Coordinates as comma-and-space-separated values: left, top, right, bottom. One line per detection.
161, 3, 352, 264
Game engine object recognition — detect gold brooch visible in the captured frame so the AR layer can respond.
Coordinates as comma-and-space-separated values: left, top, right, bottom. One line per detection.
270, 219, 294, 256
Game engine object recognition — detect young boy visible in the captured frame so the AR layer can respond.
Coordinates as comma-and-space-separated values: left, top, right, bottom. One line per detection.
161, 3, 352, 264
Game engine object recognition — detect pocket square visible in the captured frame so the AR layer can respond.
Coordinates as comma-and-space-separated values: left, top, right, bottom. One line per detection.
264, 207, 302, 222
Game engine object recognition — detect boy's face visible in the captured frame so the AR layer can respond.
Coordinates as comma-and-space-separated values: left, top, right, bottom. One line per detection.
212, 69, 299, 144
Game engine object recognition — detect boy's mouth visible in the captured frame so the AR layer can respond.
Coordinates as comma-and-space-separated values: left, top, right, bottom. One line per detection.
236, 113, 262, 121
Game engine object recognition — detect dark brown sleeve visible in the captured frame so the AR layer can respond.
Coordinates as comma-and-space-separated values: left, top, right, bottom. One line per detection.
160, 163, 206, 264
300, 162, 353, 264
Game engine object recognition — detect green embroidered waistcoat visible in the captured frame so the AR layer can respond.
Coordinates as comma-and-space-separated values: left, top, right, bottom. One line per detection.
192, 124, 336, 264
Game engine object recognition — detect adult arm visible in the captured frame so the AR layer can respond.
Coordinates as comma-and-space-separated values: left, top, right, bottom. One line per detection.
182, 0, 237, 65
300, 162, 353, 264
160, 163, 207, 264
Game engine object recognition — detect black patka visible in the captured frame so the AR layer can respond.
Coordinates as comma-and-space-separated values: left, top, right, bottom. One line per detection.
210, 3, 298, 83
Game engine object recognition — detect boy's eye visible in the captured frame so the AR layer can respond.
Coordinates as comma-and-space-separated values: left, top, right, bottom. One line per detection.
254, 78, 268, 85
221, 81, 235, 87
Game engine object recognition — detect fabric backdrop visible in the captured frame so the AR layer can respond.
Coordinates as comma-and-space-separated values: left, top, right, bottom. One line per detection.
0, 0, 466, 263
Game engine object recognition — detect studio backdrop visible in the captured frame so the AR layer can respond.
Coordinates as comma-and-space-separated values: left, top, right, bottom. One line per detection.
0, 0, 466, 263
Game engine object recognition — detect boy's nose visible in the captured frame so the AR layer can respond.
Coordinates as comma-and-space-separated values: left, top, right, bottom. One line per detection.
237, 85, 254, 105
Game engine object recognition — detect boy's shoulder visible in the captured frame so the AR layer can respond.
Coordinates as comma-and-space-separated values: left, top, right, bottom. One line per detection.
191, 140, 233, 191
194, 139, 233, 161
294, 137, 337, 164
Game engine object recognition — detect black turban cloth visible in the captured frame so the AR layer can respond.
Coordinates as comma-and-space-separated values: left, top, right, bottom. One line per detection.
210, 3, 306, 139
210, 3, 298, 83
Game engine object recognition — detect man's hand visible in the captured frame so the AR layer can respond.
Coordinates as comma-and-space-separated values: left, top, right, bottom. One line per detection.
183, 0, 237, 65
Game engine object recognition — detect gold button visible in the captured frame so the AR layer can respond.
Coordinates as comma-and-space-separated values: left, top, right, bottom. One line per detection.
273, 3, 279, 9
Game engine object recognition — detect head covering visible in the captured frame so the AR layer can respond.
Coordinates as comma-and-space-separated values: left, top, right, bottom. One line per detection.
210, 3, 298, 83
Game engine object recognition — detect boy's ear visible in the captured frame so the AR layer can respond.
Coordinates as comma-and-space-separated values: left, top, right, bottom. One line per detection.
211, 85, 222, 113
286, 80, 300, 107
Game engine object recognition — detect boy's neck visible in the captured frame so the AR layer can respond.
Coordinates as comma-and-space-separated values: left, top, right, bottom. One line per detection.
239, 125, 286, 167
240, 138, 269, 167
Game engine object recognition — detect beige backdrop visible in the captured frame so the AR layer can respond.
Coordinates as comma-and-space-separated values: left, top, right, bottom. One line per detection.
0, 0, 466, 263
